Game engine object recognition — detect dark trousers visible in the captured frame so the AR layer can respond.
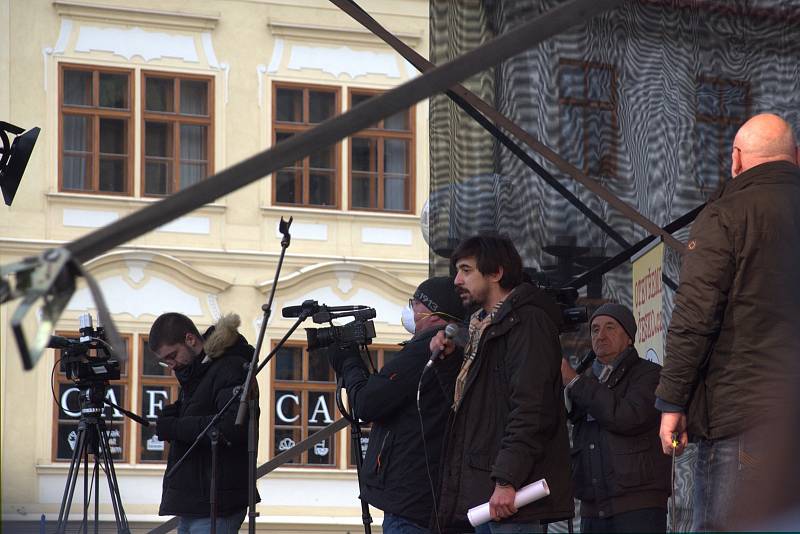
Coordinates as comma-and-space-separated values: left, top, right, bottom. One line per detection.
581, 507, 666, 533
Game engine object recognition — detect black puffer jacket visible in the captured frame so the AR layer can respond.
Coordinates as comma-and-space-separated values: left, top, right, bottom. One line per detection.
437, 283, 574, 532
657, 161, 800, 439
157, 315, 259, 517
568, 347, 670, 518
339, 325, 461, 527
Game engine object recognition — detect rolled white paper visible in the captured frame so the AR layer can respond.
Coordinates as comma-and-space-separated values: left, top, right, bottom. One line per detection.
467, 479, 550, 527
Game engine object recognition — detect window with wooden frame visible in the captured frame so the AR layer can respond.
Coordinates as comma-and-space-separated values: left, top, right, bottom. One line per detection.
138, 336, 179, 463
557, 59, 618, 178
143, 72, 214, 196
52, 334, 132, 463
59, 65, 133, 195
349, 90, 415, 213
271, 341, 338, 467
272, 83, 340, 208
694, 77, 750, 196
347, 345, 401, 468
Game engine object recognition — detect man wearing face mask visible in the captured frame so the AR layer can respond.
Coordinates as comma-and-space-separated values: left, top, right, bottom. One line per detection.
333, 276, 467, 534
150, 312, 259, 534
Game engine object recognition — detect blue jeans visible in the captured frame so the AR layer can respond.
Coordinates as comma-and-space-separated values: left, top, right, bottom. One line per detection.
692, 431, 765, 531
382, 512, 430, 534
581, 507, 666, 532
473, 520, 542, 533
177, 509, 247, 534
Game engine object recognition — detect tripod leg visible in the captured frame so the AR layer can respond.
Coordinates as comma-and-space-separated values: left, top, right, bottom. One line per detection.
57, 424, 89, 533
94, 458, 99, 534
82, 449, 89, 534
349, 423, 373, 534
95, 424, 131, 533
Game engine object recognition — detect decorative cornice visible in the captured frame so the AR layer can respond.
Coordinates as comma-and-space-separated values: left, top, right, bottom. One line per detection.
267, 20, 422, 47
52, 1, 220, 32
257, 261, 417, 296
84, 250, 231, 293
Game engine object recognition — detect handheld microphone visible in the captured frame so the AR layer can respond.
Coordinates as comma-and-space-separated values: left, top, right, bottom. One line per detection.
426, 323, 460, 369
574, 350, 597, 375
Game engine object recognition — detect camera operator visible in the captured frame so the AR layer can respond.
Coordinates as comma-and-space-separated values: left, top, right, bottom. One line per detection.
328, 276, 466, 534
149, 312, 259, 534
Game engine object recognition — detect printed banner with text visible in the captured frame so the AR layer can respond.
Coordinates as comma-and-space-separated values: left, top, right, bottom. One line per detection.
631, 240, 664, 364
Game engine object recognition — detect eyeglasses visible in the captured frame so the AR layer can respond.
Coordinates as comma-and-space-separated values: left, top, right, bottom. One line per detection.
157, 349, 178, 363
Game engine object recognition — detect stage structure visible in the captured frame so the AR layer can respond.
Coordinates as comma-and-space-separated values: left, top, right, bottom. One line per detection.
3, 0, 800, 532
424, 0, 800, 530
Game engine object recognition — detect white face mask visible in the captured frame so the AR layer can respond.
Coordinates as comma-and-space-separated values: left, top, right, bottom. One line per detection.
401, 304, 416, 334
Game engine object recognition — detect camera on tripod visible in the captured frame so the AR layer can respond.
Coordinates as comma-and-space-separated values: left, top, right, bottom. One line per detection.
523, 269, 589, 333
305, 306, 377, 351
53, 313, 120, 383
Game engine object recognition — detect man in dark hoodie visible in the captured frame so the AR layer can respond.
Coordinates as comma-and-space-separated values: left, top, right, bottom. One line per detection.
430, 234, 573, 533
150, 312, 258, 534
331, 276, 466, 534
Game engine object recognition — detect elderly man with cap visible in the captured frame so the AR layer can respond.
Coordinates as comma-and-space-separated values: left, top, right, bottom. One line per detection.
331, 276, 466, 534
561, 303, 671, 533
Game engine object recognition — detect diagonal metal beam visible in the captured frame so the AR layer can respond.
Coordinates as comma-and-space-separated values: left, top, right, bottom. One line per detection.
330, 0, 687, 256
567, 203, 705, 292
65, 0, 623, 264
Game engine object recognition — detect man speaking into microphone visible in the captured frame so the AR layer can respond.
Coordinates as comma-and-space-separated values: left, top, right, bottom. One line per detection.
430, 234, 573, 533
329, 276, 466, 534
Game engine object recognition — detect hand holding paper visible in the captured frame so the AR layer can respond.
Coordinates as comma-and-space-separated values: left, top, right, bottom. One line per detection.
467, 479, 550, 527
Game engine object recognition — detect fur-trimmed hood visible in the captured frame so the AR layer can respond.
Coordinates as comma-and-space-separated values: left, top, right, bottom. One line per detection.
203, 313, 244, 360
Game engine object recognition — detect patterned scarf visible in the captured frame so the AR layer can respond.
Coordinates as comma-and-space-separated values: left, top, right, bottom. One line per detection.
453, 298, 506, 411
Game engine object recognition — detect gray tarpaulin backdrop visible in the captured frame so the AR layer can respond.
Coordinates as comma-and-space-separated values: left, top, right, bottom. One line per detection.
427, 1, 800, 530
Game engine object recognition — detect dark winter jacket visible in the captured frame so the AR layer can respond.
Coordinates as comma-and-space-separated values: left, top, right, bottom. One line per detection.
157, 315, 259, 517
568, 347, 670, 518
657, 161, 800, 440
437, 283, 574, 532
339, 325, 461, 527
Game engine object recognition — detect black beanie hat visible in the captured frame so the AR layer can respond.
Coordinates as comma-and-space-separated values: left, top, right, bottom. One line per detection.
414, 276, 466, 321
590, 302, 637, 342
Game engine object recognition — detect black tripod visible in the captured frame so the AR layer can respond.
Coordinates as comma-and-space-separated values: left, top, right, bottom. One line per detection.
56, 381, 141, 534
335, 367, 373, 534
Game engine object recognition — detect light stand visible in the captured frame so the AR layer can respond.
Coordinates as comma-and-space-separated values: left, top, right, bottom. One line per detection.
235, 216, 293, 533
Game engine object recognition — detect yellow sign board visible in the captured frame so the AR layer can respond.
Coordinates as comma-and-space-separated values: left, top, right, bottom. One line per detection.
631, 240, 665, 364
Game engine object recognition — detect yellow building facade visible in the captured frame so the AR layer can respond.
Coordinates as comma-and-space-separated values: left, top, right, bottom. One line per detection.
0, 0, 430, 530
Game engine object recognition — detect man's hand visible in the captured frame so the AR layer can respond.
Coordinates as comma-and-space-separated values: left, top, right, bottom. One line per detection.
327, 344, 362, 375
429, 330, 455, 360
489, 484, 517, 521
561, 358, 577, 385
156, 415, 177, 442
659, 412, 688, 455
158, 402, 180, 418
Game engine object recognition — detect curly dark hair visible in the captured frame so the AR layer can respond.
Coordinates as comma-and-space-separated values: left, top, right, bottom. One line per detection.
450, 234, 523, 290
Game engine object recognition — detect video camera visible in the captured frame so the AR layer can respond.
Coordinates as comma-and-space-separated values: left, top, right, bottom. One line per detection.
303, 303, 377, 351
52, 312, 121, 384
524, 269, 588, 333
